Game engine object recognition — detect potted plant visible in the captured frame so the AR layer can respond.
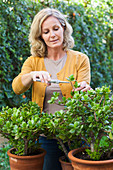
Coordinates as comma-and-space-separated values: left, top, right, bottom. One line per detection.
0, 101, 47, 170
46, 75, 84, 170
45, 107, 81, 170
47, 75, 113, 170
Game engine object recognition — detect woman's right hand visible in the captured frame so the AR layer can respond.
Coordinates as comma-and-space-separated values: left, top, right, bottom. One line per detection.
30, 71, 51, 84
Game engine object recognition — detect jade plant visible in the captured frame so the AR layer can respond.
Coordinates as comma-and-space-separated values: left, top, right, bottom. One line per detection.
48, 75, 113, 161
0, 101, 48, 156
45, 100, 81, 162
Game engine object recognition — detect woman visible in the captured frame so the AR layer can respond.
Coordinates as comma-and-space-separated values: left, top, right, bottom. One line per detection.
12, 8, 91, 170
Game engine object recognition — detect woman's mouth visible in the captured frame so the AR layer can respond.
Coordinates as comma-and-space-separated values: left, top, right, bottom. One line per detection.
50, 39, 58, 42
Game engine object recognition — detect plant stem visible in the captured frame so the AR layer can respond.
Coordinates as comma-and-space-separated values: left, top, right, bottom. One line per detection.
54, 137, 71, 163
71, 81, 75, 91
91, 143, 94, 152
99, 95, 104, 105
94, 112, 98, 121
24, 138, 28, 155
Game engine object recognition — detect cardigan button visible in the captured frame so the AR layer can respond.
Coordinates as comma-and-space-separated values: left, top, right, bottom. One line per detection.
63, 94, 66, 96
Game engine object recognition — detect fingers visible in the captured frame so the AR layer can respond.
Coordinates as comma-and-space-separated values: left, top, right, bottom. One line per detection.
30, 71, 51, 84
81, 85, 91, 92
39, 71, 51, 84
40, 72, 50, 83
75, 81, 86, 91
75, 81, 91, 92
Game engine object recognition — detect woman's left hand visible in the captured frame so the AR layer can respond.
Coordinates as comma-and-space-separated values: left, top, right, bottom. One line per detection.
75, 81, 92, 92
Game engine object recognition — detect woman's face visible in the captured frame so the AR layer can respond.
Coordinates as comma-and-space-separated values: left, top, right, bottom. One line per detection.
41, 16, 64, 49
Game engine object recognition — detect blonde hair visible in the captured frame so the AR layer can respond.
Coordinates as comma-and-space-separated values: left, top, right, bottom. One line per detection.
29, 8, 74, 57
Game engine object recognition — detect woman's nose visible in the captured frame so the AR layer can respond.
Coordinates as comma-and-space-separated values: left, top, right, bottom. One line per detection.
50, 30, 55, 37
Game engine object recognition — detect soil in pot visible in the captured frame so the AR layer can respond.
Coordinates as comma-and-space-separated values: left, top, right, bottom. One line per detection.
74, 149, 113, 161
68, 148, 113, 170
59, 155, 74, 170
7, 148, 46, 170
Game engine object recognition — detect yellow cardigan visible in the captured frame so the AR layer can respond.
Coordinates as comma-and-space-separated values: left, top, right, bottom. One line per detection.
12, 50, 90, 111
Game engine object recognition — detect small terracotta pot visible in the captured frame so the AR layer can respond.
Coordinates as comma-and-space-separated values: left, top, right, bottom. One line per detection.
68, 147, 113, 170
7, 148, 46, 170
59, 156, 74, 170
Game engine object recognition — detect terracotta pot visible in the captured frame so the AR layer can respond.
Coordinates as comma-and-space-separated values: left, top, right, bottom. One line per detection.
59, 156, 74, 170
68, 147, 113, 170
7, 148, 46, 170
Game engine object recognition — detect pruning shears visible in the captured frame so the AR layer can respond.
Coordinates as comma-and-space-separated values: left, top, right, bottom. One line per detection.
35, 78, 70, 84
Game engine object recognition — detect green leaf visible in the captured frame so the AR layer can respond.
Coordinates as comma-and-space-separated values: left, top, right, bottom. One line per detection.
66, 74, 75, 81
21, 121, 27, 129
69, 129, 75, 134
109, 132, 113, 140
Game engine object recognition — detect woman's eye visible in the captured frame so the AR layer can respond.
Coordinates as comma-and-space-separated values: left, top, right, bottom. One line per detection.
54, 27, 59, 31
42, 30, 49, 34
44, 31, 49, 34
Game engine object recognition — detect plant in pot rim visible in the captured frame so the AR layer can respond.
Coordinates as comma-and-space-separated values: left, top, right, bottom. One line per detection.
0, 101, 47, 170
47, 75, 113, 169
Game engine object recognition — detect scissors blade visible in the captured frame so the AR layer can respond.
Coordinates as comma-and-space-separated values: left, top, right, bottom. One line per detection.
56, 80, 70, 83
35, 78, 69, 84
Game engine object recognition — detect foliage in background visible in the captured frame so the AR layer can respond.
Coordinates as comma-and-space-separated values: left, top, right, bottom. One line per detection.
0, 144, 10, 170
0, 0, 112, 110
